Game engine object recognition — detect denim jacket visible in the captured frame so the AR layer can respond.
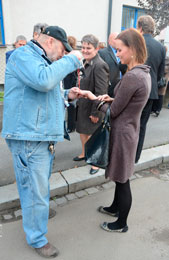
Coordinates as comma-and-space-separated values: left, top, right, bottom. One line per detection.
2, 41, 80, 141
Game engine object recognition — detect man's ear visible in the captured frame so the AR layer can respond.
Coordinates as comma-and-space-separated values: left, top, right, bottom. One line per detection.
47, 37, 54, 48
137, 26, 143, 34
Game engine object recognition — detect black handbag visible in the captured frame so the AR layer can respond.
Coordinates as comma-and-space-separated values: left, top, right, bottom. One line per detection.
158, 77, 166, 88
85, 107, 111, 169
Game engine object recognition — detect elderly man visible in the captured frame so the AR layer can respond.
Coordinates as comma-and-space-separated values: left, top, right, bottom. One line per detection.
98, 32, 121, 97
2, 26, 82, 258
6, 35, 27, 63
33, 22, 48, 40
136, 15, 166, 162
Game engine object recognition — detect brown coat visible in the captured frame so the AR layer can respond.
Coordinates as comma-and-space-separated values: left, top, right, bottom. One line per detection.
101, 65, 151, 183
76, 54, 109, 135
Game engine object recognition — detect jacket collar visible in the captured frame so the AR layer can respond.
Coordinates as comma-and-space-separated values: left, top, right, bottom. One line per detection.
30, 40, 52, 65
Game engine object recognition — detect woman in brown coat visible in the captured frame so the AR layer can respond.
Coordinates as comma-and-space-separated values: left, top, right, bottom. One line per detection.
73, 34, 109, 175
74, 28, 151, 232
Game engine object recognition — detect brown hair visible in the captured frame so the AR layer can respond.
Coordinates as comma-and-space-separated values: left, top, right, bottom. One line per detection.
68, 36, 77, 50
137, 15, 155, 34
98, 42, 106, 49
116, 28, 147, 64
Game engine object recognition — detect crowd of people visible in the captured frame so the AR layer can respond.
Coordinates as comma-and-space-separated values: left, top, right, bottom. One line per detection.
2, 15, 168, 258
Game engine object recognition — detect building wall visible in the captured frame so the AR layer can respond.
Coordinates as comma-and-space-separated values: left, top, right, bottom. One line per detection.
1, 0, 167, 85
1, 0, 114, 84
2, 0, 110, 44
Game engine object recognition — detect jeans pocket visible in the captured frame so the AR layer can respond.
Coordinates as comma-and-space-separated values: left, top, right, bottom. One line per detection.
17, 154, 30, 187
26, 141, 43, 158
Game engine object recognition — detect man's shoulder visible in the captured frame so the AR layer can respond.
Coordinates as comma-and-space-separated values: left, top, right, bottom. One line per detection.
6, 49, 14, 55
144, 34, 163, 49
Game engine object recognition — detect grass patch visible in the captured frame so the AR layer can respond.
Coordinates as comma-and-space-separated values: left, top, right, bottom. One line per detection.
0, 92, 4, 102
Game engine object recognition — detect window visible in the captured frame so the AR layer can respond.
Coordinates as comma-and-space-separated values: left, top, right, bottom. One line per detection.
0, 0, 5, 45
121, 6, 145, 31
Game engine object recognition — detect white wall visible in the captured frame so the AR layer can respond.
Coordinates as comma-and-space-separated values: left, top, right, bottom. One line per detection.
2, 0, 110, 44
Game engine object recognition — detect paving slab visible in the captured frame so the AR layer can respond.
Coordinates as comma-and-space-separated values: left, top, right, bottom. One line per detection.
49, 172, 68, 197
61, 165, 108, 193
0, 183, 19, 210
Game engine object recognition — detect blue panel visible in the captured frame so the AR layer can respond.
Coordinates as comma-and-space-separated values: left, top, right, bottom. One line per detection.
121, 5, 145, 32
0, 0, 5, 45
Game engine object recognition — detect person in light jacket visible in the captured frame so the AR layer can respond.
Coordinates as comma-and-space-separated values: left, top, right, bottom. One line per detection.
2, 25, 82, 258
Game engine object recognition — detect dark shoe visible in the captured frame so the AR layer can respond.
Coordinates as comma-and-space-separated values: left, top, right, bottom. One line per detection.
155, 111, 160, 117
97, 206, 119, 217
90, 168, 99, 175
67, 128, 75, 133
73, 156, 85, 161
100, 222, 128, 233
35, 242, 59, 258
49, 208, 56, 219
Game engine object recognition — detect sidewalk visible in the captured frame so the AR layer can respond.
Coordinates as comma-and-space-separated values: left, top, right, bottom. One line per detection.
1, 167, 169, 260
0, 143, 169, 211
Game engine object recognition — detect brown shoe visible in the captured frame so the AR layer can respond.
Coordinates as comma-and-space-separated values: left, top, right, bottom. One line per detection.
35, 243, 59, 258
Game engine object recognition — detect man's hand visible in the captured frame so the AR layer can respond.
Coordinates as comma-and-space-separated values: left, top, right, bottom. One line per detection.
89, 115, 99, 124
68, 87, 81, 100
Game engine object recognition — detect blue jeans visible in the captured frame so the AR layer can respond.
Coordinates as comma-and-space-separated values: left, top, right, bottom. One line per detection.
6, 139, 55, 248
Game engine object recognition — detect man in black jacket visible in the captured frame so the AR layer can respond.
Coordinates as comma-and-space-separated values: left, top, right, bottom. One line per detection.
136, 15, 166, 162
98, 32, 121, 97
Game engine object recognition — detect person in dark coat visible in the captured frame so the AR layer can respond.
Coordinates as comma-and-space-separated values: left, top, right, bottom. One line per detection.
73, 34, 109, 175
6, 35, 27, 63
64, 36, 77, 132
151, 47, 168, 116
98, 32, 120, 97
135, 15, 166, 162
74, 28, 151, 232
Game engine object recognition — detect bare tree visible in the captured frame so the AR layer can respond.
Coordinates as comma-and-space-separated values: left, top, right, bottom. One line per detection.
137, 0, 169, 35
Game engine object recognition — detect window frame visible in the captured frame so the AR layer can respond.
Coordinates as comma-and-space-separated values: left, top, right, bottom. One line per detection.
121, 5, 145, 31
0, 0, 5, 45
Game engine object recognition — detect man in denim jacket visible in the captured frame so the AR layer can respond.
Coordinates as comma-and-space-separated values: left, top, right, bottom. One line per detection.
2, 26, 82, 258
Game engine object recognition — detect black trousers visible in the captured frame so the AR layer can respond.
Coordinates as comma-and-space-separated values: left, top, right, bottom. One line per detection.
152, 95, 163, 113
135, 99, 153, 163
110, 180, 132, 226
67, 104, 76, 131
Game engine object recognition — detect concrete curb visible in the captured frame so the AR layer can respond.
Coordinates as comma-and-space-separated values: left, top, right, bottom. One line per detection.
0, 143, 169, 211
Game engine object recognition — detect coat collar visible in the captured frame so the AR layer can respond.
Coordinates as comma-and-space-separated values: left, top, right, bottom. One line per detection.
107, 45, 118, 64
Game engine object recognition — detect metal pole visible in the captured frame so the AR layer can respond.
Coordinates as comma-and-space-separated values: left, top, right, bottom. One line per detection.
107, 0, 113, 43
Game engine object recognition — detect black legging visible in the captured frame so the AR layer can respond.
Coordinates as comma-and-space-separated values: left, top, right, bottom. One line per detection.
109, 180, 132, 226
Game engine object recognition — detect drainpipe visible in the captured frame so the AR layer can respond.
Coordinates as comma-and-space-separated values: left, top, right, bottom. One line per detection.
107, 0, 113, 43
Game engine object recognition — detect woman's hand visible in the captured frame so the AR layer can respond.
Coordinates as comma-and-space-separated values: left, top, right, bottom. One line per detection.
97, 94, 114, 102
89, 115, 99, 123
69, 88, 97, 100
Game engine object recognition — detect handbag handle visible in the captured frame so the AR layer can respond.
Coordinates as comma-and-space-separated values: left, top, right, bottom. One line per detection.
103, 106, 111, 130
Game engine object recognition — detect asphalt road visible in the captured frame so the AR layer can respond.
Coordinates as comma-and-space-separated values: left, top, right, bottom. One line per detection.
0, 108, 169, 186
